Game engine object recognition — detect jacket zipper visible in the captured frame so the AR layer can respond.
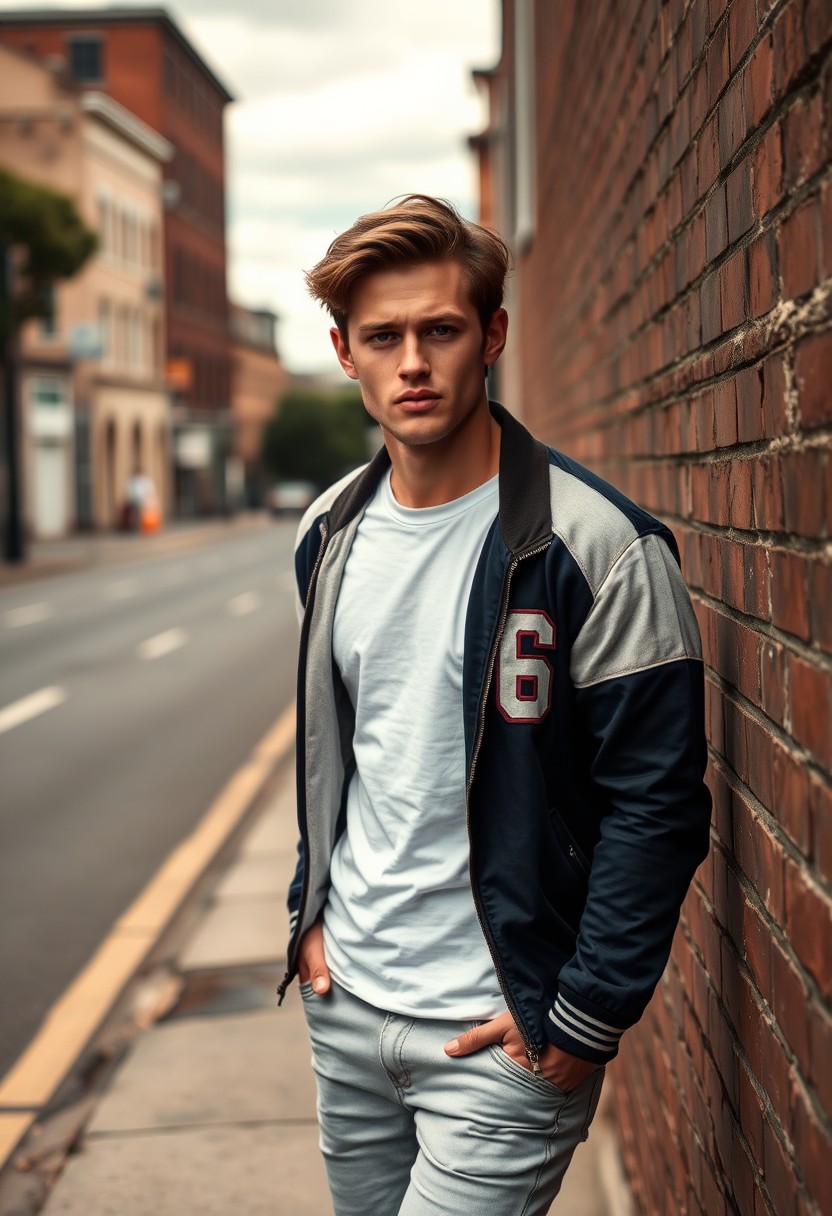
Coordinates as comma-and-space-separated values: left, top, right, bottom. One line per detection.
276, 519, 329, 1005
466, 540, 551, 1076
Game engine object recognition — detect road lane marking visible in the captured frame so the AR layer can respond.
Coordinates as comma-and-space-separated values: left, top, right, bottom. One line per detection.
0, 702, 296, 1122
137, 628, 187, 660
2, 602, 53, 628
0, 686, 67, 736
227, 591, 262, 617
104, 578, 139, 601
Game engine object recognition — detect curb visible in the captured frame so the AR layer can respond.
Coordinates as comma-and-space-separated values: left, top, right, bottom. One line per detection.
0, 703, 296, 1172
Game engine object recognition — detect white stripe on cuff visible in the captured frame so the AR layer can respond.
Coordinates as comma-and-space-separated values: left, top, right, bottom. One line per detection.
548, 1009, 619, 1054
553, 1002, 620, 1046
557, 993, 624, 1037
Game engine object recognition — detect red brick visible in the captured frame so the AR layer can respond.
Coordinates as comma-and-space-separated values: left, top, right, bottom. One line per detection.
821, 180, 832, 278
718, 75, 746, 168
762, 355, 787, 434
727, 159, 754, 242
699, 113, 721, 196
733, 794, 785, 919
788, 651, 832, 766
793, 1084, 832, 1215
771, 935, 812, 1063
808, 997, 832, 1114
783, 90, 826, 192
760, 635, 786, 723
748, 231, 776, 317
780, 449, 826, 536
729, 459, 753, 528
773, 1, 807, 98
795, 329, 832, 429
763, 1113, 799, 1216
714, 378, 738, 447
729, 0, 757, 71
803, 0, 832, 57
743, 33, 774, 131
735, 366, 763, 441
771, 738, 812, 854
752, 456, 785, 531
701, 271, 722, 343
770, 548, 811, 640
809, 561, 832, 651
785, 858, 832, 999
707, 18, 731, 110
720, 247, 747, 331
752, 122, 784, 217
705, 182, 729, 261
779, 199, 820, 299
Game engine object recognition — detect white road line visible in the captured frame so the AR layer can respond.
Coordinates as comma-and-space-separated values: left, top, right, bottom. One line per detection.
104, 578, 139, 601
0, 686, 67, 736
137, 628, 187, 661
2, 602, 53, 629
227, 591, 263, 617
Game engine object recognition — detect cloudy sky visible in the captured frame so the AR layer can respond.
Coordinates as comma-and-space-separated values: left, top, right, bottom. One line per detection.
1, 0, 501, 371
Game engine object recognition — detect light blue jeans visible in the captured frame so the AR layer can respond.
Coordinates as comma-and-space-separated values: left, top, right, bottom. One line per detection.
300, 977, 605, 1216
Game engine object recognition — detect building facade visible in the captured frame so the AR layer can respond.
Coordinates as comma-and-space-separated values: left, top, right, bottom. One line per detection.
0, 8, 234, 517
476, 3, 832, 1215
229, 304, 287, 507
0, 43, 171, 536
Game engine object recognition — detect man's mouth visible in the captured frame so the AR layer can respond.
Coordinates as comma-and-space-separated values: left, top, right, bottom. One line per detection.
394, 392, 440, 411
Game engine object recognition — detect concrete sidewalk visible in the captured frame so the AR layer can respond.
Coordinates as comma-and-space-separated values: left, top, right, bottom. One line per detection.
32, 767, 623, 1216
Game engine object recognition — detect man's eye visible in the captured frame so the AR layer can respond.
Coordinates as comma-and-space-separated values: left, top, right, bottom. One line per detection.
431, 325, 452, 337
369, 332, 395, 344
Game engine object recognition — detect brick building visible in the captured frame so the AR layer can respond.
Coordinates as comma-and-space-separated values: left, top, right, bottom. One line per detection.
0, 7, 234, 517
229, 304, 288, 507
477, 2, 831, 1214
0, 43, 171, 536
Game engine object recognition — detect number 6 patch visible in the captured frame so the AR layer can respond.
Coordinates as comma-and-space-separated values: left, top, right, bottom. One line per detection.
497, 610, 556, 723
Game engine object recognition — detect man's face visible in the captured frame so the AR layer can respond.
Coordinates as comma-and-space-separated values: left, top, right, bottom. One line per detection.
330, 258, 507, 451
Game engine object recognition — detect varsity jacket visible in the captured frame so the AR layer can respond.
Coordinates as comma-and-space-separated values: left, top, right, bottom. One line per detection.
278, 402, 712, 1069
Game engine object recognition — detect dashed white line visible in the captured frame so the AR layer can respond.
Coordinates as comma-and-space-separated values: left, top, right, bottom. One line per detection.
0, 686, 67, 736
137, 628, 187, 661
227, 591, 263, 617
104, 578, 139, 601
2, 602, 53, 628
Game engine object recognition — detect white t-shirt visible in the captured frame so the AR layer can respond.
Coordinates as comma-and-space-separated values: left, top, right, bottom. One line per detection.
324, 469, 506, 1019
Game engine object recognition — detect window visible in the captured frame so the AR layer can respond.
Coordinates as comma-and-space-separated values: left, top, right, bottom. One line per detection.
31, 377, 64, 407
68, 36, 104, 82
99, 298, 111, 365
39, 284, 58, 338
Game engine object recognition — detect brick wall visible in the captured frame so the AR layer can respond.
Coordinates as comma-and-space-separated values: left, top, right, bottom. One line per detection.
487, 2, 832, 1213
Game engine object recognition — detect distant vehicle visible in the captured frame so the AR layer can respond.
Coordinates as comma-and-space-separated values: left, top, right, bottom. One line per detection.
267, 480, 317, 516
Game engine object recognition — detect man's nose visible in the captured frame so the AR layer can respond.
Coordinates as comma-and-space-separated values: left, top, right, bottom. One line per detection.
398, 334, 430, 377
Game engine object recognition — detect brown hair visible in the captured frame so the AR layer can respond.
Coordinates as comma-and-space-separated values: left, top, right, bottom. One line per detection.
305, 194, 511, 339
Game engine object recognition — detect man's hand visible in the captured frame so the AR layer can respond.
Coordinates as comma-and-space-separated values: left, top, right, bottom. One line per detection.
297, 922, 331, 995
444, 1011, 598, 1092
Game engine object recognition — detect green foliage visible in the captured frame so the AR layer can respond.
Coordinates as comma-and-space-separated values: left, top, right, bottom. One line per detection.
0, 166, 97, 343
262, 387, 369, 488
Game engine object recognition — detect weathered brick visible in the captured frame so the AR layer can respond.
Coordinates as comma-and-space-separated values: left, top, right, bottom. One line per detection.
783, 89, 826, 192
785, 858, 832, 999
770, 548, 811, 639
788, 651, 832, 766
752, 122, 784, 217
720, 246, 747, 331
748, 231, 776, 317
795, 328, 832, 429
779, 199, 820, 299
809, 561, 832, 651
781, 449, 826, 535
705, 182, 730, 261
743, 33, 774, 130
718, 74, 746, 168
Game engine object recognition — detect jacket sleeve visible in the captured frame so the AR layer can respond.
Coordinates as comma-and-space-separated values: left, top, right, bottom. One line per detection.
544, 532, 712, 1063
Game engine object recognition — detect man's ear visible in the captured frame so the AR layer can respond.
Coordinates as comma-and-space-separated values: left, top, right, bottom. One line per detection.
330, 327, 359, 381
483, 308, 508, 368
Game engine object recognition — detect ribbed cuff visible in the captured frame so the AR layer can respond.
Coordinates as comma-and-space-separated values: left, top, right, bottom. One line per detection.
546, 990, 626, 1062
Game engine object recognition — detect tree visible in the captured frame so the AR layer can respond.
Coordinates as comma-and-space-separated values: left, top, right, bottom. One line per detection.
262, 387, 369, 489
1, 167, 97, 560
0, 166, 97, 342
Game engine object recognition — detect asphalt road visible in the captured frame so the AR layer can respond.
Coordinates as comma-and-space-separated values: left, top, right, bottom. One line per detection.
0, 521, 301, 1079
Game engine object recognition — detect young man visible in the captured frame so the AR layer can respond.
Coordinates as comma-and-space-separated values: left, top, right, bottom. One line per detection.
278, 195, 711, 1215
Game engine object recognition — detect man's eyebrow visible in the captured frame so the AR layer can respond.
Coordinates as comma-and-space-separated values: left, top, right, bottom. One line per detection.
356, 312, 468, 335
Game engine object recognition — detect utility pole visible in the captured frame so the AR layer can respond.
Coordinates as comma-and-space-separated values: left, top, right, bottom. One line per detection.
1, 242, 25, 563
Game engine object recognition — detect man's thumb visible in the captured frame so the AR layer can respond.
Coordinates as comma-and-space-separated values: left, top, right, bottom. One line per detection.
444, 1023, 495, 1056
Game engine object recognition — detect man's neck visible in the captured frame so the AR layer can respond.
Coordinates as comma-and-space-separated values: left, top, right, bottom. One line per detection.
385, 406, 501, 509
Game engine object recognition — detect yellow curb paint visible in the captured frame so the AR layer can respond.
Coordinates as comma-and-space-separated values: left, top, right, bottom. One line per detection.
0, 704, 295, 1133
0, 1114, 35, 1170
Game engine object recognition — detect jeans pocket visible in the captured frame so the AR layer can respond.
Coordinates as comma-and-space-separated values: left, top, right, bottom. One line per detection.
487, 1044, 569, 1100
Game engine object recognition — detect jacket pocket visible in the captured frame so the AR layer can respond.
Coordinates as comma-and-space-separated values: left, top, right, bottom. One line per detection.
548, 808, 590, 883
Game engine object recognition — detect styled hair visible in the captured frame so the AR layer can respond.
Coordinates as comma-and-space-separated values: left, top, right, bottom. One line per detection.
305, 194, 511, 339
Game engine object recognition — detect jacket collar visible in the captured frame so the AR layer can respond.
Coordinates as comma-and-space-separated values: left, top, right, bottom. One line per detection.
327, 400, 552, 558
